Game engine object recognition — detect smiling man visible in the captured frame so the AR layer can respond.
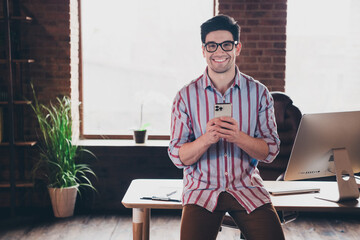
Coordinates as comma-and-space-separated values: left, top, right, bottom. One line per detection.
168, 15, 285, 240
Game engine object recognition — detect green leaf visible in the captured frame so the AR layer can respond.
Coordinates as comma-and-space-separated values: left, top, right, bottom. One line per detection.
30, 83, 97, 192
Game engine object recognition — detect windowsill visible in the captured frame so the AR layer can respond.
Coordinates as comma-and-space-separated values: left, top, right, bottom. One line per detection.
77, 139, 170, 147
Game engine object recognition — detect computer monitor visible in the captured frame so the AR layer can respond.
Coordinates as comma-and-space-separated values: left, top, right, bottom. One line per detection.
284, 111, 360, 181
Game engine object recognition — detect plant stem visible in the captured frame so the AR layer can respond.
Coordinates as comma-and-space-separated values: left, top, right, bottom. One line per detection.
140, 103, 143, 130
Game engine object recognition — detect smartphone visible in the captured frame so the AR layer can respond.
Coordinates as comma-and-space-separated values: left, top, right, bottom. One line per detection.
214, 103, 232, 118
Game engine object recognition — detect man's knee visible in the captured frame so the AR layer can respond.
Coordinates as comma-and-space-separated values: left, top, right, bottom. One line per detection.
180, 204, 224, 240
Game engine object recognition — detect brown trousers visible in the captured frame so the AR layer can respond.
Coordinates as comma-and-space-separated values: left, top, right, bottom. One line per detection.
180, 192, 285, 240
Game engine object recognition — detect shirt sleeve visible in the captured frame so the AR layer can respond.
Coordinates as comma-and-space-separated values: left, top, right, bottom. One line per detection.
168, 91, 194, 169
255, 89, 280, 163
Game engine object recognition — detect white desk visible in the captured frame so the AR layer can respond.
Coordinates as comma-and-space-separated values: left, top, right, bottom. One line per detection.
122, 179, 360, 240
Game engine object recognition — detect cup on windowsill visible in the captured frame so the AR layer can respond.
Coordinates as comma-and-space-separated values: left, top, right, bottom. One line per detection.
133, 130, 147, 144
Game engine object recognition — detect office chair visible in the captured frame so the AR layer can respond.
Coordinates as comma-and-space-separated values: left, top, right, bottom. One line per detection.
220, 91, 302, 239
257, 91, 302, 181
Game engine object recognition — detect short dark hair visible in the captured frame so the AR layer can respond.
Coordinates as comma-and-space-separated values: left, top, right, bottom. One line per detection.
200, 15, 240, 43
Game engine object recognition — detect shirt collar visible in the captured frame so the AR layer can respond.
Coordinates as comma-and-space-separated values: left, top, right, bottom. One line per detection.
202, 66, 242, 90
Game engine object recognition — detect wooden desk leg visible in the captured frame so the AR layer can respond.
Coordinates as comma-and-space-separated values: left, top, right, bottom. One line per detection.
133, 208, 150, 240
143, 208, 150, 240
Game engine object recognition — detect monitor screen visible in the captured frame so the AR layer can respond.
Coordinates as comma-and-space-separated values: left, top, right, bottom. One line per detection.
284, 111, 360, 181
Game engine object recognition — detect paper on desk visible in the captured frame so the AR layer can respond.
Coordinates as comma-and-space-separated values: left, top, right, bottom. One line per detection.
141, 186, 182, 201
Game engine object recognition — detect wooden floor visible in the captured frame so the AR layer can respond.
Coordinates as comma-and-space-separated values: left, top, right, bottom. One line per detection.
0, 211, 360, 240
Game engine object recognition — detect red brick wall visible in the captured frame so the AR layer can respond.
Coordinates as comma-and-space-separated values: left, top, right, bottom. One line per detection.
0, 0, 72, 138
218, 0, 287, 91
21, 0, 72, 101
0, 0, 72, 209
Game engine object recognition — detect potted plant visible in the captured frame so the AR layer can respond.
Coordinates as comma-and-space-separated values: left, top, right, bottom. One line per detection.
31, 89, 96, 218
133, 103, 149, 143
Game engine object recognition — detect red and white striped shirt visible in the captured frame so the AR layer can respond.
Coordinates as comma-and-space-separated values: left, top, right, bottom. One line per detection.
168, 67, 280, 213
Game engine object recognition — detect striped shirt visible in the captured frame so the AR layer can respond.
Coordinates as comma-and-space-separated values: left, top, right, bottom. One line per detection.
168, 67, 280, 213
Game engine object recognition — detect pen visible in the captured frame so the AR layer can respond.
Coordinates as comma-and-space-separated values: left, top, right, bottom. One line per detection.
140, 196, 181, 202
166, 190, 177, 197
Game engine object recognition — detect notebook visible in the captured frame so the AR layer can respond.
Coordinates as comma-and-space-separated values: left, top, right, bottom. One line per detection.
268, 187, 320, 196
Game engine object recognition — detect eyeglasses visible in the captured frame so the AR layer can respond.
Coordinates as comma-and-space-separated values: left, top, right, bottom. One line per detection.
203, 41, 238, 53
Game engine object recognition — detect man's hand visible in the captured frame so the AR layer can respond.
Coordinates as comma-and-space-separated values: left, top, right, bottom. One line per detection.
213, 116, 240, 143
213, 116, 270, 160
178, 118, 222, 166
203, 118, 222, 144
179, 116, 269, 166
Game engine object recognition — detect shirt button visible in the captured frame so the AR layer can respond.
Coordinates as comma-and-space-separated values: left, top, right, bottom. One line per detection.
226, 188, 230, 191
225, 172, 228, 176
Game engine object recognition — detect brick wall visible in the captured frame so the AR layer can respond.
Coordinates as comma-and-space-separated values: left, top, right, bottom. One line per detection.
0, 0, 73, 210
218, 0, 287, 91
0, 0, 287, 212
21, 0, 72, 100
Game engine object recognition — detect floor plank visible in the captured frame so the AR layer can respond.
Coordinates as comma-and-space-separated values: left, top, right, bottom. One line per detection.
0, 212, 359, 240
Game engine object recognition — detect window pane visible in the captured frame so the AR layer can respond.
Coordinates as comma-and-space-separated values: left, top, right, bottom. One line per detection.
81, 0, 213, 136
286, 0, 360, 114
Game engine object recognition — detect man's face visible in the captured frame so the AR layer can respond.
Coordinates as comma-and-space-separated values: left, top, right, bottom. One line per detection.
202, 30, 241, 74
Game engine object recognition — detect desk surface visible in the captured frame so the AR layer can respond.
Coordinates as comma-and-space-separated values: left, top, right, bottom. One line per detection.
122, 179, 360, 212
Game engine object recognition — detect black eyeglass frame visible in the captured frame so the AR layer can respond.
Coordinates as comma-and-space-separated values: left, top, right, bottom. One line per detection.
203, 40, 238, 53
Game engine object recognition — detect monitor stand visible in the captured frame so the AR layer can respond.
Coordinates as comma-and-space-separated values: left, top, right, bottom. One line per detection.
315, 148, 359, 203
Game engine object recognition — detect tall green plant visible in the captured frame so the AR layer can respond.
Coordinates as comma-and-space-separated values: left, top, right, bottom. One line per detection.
31, 88, 96, 190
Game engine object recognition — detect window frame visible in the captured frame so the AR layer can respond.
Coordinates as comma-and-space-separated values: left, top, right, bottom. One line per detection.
78, 0, 216, 140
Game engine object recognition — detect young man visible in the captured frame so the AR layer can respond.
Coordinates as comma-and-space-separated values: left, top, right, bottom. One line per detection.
168, 15, 285, 240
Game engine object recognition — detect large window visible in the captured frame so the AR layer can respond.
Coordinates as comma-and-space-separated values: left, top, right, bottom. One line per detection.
81, 0, 213, 138
286, 0, 360, 114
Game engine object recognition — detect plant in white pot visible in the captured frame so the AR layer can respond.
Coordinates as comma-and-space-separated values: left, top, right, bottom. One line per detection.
31, 90, 96, 218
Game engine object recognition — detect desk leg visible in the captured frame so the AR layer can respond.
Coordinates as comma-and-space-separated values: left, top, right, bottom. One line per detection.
133, 208, 150, 240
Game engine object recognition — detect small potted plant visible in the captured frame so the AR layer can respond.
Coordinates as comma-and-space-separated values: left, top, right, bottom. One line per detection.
31, 88, 96, 218
133, 103, 149, 143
